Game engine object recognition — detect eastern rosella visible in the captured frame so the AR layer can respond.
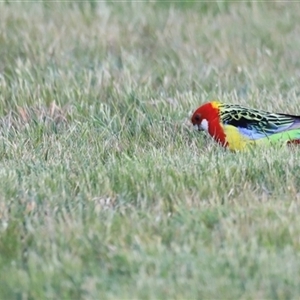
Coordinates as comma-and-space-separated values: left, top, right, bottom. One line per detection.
191, 101, 300, 151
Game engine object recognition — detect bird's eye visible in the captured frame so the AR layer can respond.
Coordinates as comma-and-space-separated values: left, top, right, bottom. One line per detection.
194, 114, 201, 122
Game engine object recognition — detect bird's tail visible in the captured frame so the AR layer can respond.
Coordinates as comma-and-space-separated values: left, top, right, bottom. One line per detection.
265, 129, 300, 145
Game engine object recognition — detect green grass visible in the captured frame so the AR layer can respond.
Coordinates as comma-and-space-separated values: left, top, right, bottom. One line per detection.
1, 1, 300, 299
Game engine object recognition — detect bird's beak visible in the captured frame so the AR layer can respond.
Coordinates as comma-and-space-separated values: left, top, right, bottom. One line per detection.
193, 124, 203, 131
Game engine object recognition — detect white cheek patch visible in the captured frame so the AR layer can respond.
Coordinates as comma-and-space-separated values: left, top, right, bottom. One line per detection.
200, 119, 209, 131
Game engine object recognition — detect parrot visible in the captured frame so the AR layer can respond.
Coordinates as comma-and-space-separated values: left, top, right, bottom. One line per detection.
191, 101, 300, 151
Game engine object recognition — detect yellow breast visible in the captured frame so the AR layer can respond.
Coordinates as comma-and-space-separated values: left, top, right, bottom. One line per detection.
223, 125, 255, 151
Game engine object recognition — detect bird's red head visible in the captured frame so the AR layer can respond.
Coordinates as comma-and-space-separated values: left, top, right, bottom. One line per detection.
191, 101, 221, 131
191, 101, 227, 146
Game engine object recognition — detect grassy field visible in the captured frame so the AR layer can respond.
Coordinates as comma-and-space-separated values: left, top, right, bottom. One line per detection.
1, 1, 300, 299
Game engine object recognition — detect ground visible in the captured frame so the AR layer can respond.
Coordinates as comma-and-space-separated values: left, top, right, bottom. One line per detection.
1, 1, 300, 299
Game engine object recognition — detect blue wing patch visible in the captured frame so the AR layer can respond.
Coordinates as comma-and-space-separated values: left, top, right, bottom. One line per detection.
237, 127, 266, 140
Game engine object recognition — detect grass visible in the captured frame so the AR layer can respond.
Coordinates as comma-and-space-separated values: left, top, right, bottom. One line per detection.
1, 1, 300, 299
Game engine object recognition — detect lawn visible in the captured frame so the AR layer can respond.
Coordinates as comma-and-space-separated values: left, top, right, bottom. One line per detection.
1, 1, 300, 299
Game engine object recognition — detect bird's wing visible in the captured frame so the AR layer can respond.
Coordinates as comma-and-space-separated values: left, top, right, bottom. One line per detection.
219, 104, 300, 140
